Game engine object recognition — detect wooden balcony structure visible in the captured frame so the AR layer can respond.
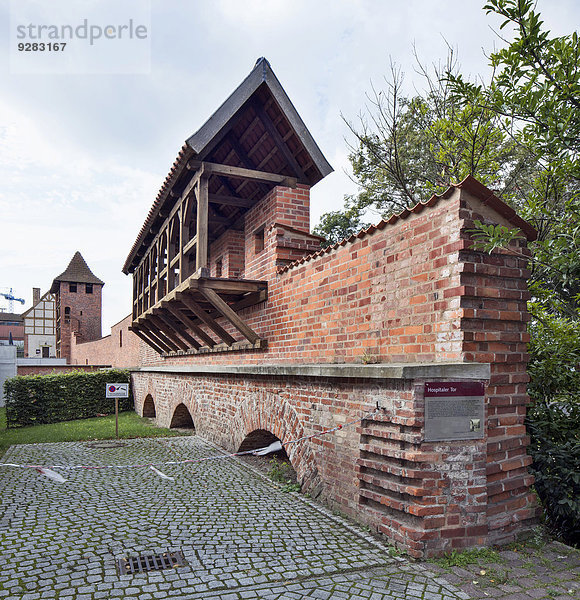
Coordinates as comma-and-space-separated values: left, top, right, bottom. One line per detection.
123, 58, 332, 355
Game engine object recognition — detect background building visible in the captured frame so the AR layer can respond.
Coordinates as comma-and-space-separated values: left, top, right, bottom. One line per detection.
49, 252, 104, 362
22, 288, 57, 358
0, 312, 24, 351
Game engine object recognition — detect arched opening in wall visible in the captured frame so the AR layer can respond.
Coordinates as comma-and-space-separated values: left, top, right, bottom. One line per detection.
143, 394, 156, 418
238, 429, 298, 490
169, 403, 195, 430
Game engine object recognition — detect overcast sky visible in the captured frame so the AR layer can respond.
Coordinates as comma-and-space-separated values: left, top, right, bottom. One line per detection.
1, 0, 578, 331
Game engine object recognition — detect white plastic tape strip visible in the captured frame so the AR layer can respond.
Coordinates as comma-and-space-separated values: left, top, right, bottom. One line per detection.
150, 465, 175, 481
36, 467, 67, 483
252, 441, 283, 456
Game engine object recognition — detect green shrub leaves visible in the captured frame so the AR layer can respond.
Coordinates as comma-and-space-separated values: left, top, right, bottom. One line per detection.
3, 369, 133, 428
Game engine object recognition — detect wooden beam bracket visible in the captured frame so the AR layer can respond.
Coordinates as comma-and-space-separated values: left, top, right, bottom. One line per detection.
198, 285, 260, 344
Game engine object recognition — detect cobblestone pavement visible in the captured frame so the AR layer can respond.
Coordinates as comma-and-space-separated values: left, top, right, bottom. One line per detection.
0, 436, 469, 600
425, 541, 580, 600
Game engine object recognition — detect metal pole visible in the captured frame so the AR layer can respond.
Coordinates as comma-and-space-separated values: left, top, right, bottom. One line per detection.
115, 398, 119, 439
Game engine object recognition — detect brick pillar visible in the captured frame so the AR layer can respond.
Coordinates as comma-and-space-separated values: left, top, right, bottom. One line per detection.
358, 378, 489, 558
244, 184, 313, 281
458, 193, 539, 544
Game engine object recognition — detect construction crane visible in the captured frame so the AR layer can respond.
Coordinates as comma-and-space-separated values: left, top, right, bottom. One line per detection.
0, 288, 25, 313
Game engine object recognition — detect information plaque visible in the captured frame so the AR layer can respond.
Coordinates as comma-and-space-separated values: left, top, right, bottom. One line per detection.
424, 382, 485, 442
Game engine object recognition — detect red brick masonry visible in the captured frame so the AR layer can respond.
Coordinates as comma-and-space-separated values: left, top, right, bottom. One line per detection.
71, 314, 140, 368
131, 178, 539, 557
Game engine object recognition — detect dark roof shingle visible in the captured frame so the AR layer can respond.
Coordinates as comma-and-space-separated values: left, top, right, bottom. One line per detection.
50, 252, 104, 293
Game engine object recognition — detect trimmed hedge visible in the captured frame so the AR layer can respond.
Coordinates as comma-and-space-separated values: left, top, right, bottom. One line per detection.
4, 369, 133, 428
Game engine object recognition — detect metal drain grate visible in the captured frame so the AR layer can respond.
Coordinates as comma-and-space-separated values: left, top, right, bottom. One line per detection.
117, 551, 185, 575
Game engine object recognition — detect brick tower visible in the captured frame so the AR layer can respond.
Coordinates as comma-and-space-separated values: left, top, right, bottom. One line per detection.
50, 251, 104, 362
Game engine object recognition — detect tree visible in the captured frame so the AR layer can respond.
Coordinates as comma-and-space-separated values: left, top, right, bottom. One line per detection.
313, 207, 367, 248
449, 0, 580, 317
318, 0, 580, 321
449, 0, 580, 545
486, 0, 580, 165
314, 51, 539, 244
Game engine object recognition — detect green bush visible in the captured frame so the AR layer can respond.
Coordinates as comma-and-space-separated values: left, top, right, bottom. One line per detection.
526, 401, 580, 546
3, 369, 133, 428
527, 316, 580, 405
526, 314, 580, 546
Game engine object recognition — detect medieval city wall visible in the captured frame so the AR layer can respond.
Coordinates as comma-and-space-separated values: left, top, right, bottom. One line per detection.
131, 183, 538, 557
70, 314, 140, 368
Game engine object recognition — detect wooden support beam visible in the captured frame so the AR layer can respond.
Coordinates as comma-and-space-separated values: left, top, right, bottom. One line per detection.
198, 278, 268, 294
196, 175, 209, 271
178, 204, 184, 284
230, 289, 268, 311
177, 292, 236, 346
162, 301, 217, 348
198, 286, 260, 344
193, 161, 297, 188
141, 320, 181, 353
134, 170, 200, 275
130, 326, 165, 354
154, 309, 201, 350
224, 133, 272, 198
135, 321, 175, 353
148, 314, 189, 351
208, 194, 253, 208
246, 131, 269, 159
251, 99, 306, 180
183, 235, 197, 255
208, 209, 233, 227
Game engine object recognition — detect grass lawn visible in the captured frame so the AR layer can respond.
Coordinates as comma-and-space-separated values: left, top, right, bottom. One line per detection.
0, 407, 187, 459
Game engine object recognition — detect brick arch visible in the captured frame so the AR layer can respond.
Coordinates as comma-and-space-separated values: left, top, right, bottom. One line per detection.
134, 380, 157, 418
166, 378, 202, 430
233, 390, 321, 493
238, 429, 281, 452
142, 394, 156, 418
170, 403, 195, 430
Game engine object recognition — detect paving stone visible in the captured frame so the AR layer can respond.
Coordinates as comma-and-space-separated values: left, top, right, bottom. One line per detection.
2, 436, 579, 600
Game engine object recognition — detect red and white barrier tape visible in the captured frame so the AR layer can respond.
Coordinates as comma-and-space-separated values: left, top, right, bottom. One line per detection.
0, 409, 380, 483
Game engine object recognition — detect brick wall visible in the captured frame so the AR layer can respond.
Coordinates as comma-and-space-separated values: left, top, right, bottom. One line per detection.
139, 184, 469, 366
0, 324, 24, 344
57, 283, 102, 362
209, 229, 245, 279
130, 179, 538, 556
71, 314, 139, 368
457, 201, 537, 544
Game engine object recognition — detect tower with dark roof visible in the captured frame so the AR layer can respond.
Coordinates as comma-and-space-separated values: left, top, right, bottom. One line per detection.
49, 251, 104, 361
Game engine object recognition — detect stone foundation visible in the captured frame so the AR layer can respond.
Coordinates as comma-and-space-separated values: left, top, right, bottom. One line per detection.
132, 362, 538, 558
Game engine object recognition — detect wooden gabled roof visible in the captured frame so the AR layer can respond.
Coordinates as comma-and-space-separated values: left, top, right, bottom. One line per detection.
50, 251, 104, 293
123, 58, 333, 275
186, 57, 332, 181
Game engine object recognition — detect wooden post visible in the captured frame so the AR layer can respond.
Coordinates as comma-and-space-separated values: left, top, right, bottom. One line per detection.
178, 204, 184, 284
196, 174, 209, 273
115, 398, 119, 439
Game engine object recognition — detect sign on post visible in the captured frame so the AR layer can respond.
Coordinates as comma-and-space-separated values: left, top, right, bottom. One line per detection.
424, 382, 485, 442
106, 383, 129, 439
106, 383, 129, 398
